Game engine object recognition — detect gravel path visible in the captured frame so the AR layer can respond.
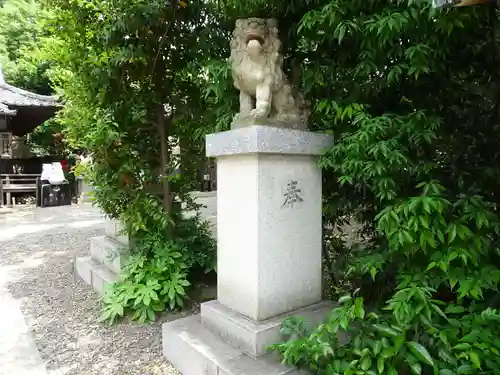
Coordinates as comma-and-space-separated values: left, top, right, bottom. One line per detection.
0, 205, 185, 375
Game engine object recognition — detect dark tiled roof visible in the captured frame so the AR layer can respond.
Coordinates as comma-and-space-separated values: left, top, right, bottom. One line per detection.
0, 82, 57, 109
0, 102, 16, 116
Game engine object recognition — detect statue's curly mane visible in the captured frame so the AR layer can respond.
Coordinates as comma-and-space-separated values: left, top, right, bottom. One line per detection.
228, 18, 308, 129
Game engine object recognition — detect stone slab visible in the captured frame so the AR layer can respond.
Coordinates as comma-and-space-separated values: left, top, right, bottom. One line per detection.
201, 300, 334, 358
77, 179, 94, 203
0, 285, 47, 375
206, 126, 333, 158
187, 191, 217, 211
162, 315, 305, 375
74, 256, 118, 296
104, 217, 129, 246
90, 235, 128, 274
75, 256, 92, 285
181, 192, 217, 239
432, 0, 460, 7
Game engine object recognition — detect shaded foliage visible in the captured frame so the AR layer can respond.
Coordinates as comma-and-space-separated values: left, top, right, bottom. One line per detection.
0, 0, 65, 156
42, 0, 225, 321
0, 0, 53, 93
206, 0, 500, 373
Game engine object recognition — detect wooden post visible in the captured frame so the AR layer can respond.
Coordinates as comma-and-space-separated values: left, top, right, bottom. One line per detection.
5, 175, 10, 206
0, 175, 3, 207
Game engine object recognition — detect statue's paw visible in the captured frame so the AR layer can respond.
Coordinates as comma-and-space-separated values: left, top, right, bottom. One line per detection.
276, 113, 299, 122
249, 109, 267, 120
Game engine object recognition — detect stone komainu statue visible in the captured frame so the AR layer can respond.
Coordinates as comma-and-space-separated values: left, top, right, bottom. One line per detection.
229, 18, 309, 130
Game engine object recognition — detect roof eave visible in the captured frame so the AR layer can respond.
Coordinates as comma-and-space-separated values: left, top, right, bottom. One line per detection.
0, 82, 58, 108
0, 103, 16, 116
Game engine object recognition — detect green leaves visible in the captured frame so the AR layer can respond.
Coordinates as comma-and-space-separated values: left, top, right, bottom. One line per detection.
99, 230, 207, 324
99, 299, 125, 325
469, 351, 481, 369
0, 0, 54, 94
269, 2, 500, 375
407, 342, 435, 367
38, 1, 500, 375
354, 297, 365, 319
45, 0, 219, 328
373, 324, 400, 338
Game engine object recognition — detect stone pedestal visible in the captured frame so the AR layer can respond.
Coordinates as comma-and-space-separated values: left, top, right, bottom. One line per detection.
162, 126, 334, 375
75, 216, 129, 295
183, 191, 217, 237
77, 177, 94, 204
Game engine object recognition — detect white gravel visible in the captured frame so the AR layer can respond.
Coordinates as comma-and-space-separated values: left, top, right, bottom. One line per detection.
0, 205, 185, 375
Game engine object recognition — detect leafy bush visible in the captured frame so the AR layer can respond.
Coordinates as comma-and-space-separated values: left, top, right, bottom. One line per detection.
100, 240, 189, 324
40, 0, 227, 325
274, 183, 500, 374
174, 214, 217, 273
100, 216, 216, 324
252, 0, 500, 373
274, 294, 500, 375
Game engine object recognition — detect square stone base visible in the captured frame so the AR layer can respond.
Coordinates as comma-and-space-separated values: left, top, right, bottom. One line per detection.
74, 235, 126, 295
90, 235, 128, 274
201, 300, 333, 358
74, 256, 118, 295
162, 315, 307, 375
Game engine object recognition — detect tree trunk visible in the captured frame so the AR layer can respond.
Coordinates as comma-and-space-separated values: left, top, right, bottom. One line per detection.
156, 105, 171, 213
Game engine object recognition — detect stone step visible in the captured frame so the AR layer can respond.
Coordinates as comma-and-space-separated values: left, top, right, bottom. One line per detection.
200, 300, 334, 358
90, 236, 128, 274
104, 219, 129, 246
204, 215, 217, 237
187, 191, 217, 218
74, 256, 119, 296
162, 315, 301, 375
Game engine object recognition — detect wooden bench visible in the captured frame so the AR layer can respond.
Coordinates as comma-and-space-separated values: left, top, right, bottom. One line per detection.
0, 174, 41, 206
